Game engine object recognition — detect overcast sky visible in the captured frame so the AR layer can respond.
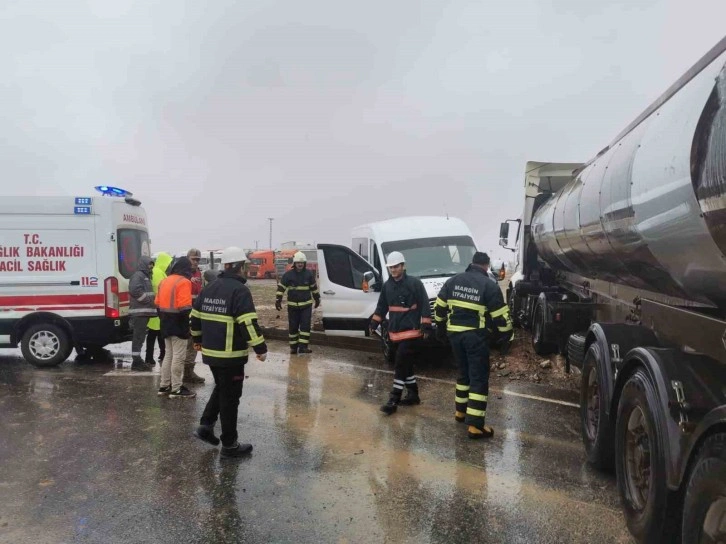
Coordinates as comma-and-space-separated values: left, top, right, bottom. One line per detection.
2, 0, 725, 258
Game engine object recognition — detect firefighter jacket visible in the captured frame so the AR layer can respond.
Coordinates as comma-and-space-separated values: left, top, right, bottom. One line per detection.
156, 257, 193, 339
371, 272, 431, 342
190, 271, 267, 367
434, 265, 513, 337
276, 267, 320, 309
148, 252, 173, 331
128, 256, 157, 318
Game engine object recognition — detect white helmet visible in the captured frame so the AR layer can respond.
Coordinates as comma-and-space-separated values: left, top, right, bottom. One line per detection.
221, 246, 248, 265
293, 251, 307, 263
385, 251, 405, 267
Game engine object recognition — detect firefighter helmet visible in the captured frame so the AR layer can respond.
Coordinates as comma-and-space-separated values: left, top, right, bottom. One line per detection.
293, 251, 307, 263
221, 246, 248, 265
385, 251, 405, 267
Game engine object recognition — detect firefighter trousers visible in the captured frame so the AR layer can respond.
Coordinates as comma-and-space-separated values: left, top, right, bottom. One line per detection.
449, 329, 490, 430
200, 365, 245, 447
288, 306, 312, 349
390, 339, 420, 400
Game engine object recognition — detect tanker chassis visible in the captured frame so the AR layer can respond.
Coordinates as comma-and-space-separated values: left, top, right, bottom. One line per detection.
499, 37, 726, 543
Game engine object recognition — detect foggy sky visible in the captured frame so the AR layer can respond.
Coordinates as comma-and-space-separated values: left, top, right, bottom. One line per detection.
2, 0, 725, 259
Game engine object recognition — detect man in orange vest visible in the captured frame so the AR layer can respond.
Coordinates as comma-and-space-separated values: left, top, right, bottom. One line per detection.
156, 257, 196, 398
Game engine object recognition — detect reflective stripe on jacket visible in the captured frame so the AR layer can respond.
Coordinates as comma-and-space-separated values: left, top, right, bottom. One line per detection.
434, 265, 511, 335
371, 272, 431, 342
190, 271, 267, 367
276, 268, 320, 308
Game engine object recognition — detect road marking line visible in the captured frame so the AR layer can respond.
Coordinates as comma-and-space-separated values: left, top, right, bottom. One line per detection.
330, 361, 579, 408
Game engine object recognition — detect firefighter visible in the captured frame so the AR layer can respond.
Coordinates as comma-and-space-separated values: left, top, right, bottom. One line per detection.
190, 246, 268, 458
434, 252, 513, 439
369, 251, 432, 415
275, 251, 320, 355
128, 255, 156, 371
183, 248, 206, 384
156, 257, 196, 399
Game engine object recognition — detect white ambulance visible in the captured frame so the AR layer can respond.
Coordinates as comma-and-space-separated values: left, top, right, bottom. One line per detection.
0, 189, 151, 367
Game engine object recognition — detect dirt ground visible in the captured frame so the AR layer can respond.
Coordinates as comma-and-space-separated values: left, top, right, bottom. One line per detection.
248, 278, 580, 392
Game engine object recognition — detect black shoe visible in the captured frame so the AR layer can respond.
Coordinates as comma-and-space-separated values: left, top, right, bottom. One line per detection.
220, 442, 253, 458
194, 425, 220, 446
145, 358, 156, 367
399, 394, 421, 406
169, 386, 196, 399
157, 385, 171, 396
290, 347, 298, 355
298, 346, 313, 354
131, 361, 153, 372
380, 398, 399, 415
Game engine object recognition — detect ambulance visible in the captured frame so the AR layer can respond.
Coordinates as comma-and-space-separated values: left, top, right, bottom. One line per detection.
0, 187, 151, 367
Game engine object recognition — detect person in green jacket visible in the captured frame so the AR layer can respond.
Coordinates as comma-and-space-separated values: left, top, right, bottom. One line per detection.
145, 252, 173, 366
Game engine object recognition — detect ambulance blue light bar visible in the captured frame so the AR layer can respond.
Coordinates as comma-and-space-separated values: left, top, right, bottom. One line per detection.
95, 186, 133, 197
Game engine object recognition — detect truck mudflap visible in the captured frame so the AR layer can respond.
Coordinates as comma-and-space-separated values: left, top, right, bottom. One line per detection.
614, 346, 726, 490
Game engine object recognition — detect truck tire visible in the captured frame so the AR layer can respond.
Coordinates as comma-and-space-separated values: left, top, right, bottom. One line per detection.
615, 369, 679, 543
580, 343, 614, 470
380, 320, 397, 364
682, 433, 726, 544
532, 300, 556, 355
21, 323, 73, 368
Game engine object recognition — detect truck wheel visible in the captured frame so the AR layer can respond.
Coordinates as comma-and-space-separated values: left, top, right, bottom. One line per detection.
682, 433, 726, 544
21, 323, 73, 367
380, 321, 397, 364
580, 343, 614, 470
532, 300, 555, 355
615, 369, 679, 543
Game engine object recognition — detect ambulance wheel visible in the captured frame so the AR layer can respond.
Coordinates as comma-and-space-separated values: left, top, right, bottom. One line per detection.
21, 323, 73, 367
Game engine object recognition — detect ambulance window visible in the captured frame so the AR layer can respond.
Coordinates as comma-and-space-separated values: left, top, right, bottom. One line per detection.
118, 229, 151, 279
372, 243, 381, 274
323, 246, 375, 290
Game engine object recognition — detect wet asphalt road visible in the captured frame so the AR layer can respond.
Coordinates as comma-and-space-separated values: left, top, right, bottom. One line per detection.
0, 342, 634, 544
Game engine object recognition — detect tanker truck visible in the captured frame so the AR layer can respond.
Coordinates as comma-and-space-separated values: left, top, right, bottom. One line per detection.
499, 36, 726, 543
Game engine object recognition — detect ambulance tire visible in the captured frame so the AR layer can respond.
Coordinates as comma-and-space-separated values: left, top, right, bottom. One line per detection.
21, 323, 73, 368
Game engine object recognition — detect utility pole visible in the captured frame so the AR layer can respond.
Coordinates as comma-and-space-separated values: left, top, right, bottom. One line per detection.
254, 240, 259, 250
268, 218, 274, 250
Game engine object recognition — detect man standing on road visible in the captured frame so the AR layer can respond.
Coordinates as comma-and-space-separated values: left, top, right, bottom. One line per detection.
191, 247, 268, 458
370, 251, 432, 415
434, 252, 513, 439
156, 257, 196, 399
275, 251, 320, 355
128, 255, 156, 371
184, 248, 206, 384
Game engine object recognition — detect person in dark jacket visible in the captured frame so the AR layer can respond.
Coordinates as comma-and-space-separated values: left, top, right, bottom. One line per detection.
156, 257, 195, 398
128, 255, 156, 371
370, 251, 432, 415
190, 247, 268, 458
434, 252, 513, 439
183, 248, 206, 384
275, 251, 320, 355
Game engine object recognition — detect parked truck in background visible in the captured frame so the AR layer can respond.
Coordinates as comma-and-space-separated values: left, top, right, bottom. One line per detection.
247, 250, 276, 279
499, 37, 726, 543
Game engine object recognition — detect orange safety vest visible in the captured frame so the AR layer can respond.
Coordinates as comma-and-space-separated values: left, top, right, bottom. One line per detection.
155, 274, 192, 313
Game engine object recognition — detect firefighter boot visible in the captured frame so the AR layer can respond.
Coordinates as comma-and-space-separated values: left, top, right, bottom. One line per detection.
184, 364, 205, 384
290, 344, 298, 355
380, 396, 400, 415
455, 411, 466, 423
194, 424, 220, 446
398, 386, 420, 406
468, 425, 494, 439
298, 345, 313, 354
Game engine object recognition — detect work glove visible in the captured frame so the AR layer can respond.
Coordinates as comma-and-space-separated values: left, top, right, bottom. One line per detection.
314, 298, 320, 309
421, 323, 433, 340
435, 325, 447, 342
193, 343, 202, 352
256, 352, 267, 362
275, 299, 282, 312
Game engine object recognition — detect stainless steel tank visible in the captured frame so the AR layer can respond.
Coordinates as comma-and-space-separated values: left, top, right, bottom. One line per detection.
532, 42, 726, 310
